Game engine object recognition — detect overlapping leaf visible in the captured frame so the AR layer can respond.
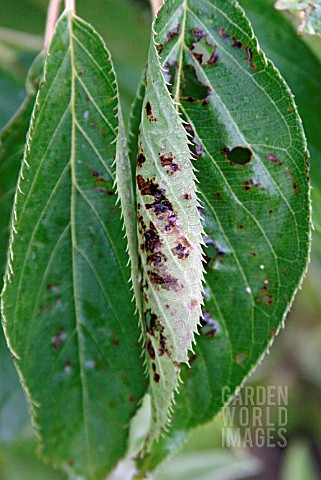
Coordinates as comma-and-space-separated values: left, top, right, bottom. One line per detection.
136, 0, 310, 473
0, 99, 34, 444
136, 38, 204, 441
240, 0, 321, 185
0, 50, 44, 445
1, 10, 147, 480
276, 0, 321, 36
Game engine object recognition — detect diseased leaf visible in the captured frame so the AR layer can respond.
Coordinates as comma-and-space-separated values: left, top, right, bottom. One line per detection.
0, 106, 33, 443
240, 0, 321, 186
0, 51, 44, 445
136, 37, 204, 441
1, 11, 147, 480
0, 99, 35, 291
137, 0, 310, 473
275, 0, 321, 37
0, 51, 43, 289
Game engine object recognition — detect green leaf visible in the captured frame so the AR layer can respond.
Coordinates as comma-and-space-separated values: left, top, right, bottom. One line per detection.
239, 0, 321, 187
137, 0, 310, 472
0, 31, 39, 128
275, 0, 321, 37
0, 437, 66, 480
1, 11, 147, 480
0, 62, 28, 129
0, 98, 34, 445
136, 36, 204, 441
0, 51, 44, 446
0, 0, 151, 121
281, 440, 319, 480
0, 331, 30, 445
155, 450, 261, 480
0, 97, 35, 291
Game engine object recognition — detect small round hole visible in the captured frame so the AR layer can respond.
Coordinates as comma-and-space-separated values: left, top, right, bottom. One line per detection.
223, 146, 252, 166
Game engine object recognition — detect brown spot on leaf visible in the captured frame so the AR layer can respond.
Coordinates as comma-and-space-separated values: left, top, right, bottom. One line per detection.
232, 37, 243, 49
257, 284, 273, 306
149, 270, 183, 292
146, 340, 156, 359
166, 24, 181, 42
145, 101, 157, 122
52, 329, 65, 350
159, 152, 181, 174
171, 237, 191, 259
236, 352, 248, 366
232, 37, 257, 69
136, 152, 146, 167
218, 28, 230, 39
267, 153, 282, 166
143, 222, 162, 253
137, 175, 179, 231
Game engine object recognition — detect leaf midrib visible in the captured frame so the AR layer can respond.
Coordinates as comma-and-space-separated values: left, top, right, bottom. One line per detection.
68, 13, 92, 474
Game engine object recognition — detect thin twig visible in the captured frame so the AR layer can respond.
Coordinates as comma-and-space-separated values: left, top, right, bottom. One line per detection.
44, 0, 62, 49
150, 0, 163, 16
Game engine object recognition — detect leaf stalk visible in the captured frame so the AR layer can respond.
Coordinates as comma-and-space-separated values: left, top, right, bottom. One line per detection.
150, 0, 163, 16
65, 0, 76, 13
44, 0, 62, 49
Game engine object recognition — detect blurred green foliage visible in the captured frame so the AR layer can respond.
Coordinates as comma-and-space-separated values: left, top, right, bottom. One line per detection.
0, 0, 321, 479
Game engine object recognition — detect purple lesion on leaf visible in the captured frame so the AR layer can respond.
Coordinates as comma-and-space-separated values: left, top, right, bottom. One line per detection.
159, 151, 181, 174
200, 310, 217, 338
171, 237, 191, 260
267, 152, 282, 166
219, 29, 257, 70
137, 213, 183, 292
52, 328, 66, 350
167, 23, 181, 42
183, 121, 204, 159
136, 175, 180, 232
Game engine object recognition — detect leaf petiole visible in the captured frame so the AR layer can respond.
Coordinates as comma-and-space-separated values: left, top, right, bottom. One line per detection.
150, 0, 163, 16
44, 0, 62, 49
65, 0, 76, 14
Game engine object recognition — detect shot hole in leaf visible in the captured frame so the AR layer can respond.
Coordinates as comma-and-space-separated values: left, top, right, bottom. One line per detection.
223, 146, 253, 166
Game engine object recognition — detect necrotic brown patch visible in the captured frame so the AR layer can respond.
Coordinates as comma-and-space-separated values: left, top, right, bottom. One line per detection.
159, 152, 181, 174
171, 237, 191, 259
